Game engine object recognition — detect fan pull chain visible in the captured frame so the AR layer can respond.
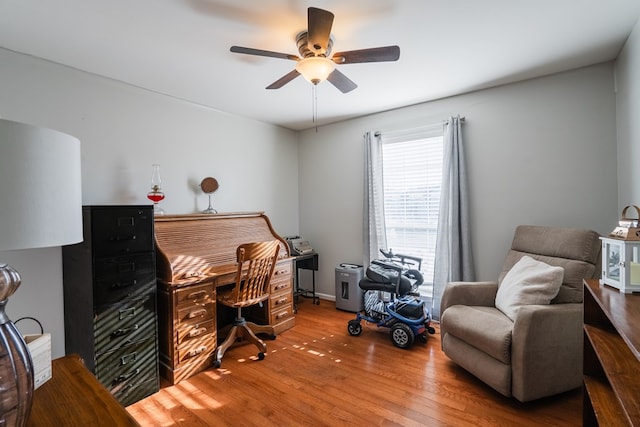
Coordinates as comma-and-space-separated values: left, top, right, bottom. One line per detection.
312, 84, 319, 132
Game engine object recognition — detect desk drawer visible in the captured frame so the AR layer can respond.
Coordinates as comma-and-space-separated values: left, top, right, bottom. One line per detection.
94, 292, 156, 355
271, 275, 292, 294
175, 282, 214, 305
270, 304, 294, 326
270, 291, 292, 310
272, 261, 292, 280
177, 319, 215, 348
245, 296, 293, 327
177, 301, 215, 326
177, 333, 215, 364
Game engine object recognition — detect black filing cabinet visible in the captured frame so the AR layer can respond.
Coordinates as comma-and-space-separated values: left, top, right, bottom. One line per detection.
62, 205, 159, 406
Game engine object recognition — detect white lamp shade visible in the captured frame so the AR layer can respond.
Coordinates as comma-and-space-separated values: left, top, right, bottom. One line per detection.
0, 119, 83, 250
295, 57, 336, 84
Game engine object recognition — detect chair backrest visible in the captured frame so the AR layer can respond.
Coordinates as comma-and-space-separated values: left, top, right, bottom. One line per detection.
229, 240, 280, 306
498, 225, 601, 304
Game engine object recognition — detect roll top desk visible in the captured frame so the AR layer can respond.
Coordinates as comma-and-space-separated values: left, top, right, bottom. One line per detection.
154, 212, 295, 384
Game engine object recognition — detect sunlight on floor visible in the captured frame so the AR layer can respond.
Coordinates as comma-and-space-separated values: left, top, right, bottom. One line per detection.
132, 378, 227, 427
167, 381, 224, 410
275, 334, 344, 363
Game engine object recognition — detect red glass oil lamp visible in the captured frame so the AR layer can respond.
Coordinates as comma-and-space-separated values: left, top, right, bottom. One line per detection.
147, 164, 165, 215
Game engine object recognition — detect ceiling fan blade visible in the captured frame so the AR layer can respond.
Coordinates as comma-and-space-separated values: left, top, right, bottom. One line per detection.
332, 46, 400, 64
307, 7, 334, 55
266, 69, 301, 89
230, 46, 299, 61
327, 69, 357, 93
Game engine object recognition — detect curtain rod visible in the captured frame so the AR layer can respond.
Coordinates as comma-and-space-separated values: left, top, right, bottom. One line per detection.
375, 116, 465, 137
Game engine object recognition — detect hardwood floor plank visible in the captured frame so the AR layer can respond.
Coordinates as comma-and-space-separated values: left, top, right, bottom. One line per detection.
128, 299, 581, 426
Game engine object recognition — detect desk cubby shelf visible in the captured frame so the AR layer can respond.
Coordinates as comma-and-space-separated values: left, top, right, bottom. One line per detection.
583, 279, 640, 426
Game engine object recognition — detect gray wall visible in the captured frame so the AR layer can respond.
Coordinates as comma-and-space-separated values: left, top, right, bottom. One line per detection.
297, 63, 619, 299
0, 48, 299, 358
616, 17, 640, 207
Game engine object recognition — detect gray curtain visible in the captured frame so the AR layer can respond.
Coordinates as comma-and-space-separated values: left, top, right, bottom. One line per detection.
432, 116, 475, 320
363, 131, 387, 267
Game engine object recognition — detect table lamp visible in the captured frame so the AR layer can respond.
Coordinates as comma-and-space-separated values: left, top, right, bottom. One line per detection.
0, 118, 82, 426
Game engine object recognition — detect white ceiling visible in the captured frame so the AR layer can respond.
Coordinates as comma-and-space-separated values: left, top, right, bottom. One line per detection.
1, 1, 639, 131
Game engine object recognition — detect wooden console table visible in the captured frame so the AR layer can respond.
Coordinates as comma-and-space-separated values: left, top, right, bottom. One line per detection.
28, 354, 139, 426
583, 279, 640, 426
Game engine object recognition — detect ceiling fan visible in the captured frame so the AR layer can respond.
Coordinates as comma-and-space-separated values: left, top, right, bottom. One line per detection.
230, 7, 400, 93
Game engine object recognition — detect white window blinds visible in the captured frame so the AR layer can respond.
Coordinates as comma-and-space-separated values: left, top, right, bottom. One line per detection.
381, 129, 443, 284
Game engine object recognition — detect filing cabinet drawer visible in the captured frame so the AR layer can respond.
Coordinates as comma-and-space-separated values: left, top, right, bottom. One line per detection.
94, 291, 156, 355
94, 253, 156, 305
91, 207, 154, 256
95, 338, 158, 395
112, 377, 159, 408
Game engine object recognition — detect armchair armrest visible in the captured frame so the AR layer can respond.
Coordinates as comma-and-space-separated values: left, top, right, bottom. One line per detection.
439, 281, 498, 346
440, 281, 498, 314
511, 303, 583, 402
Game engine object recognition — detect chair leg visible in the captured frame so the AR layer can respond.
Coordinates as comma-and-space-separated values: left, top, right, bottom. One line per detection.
238, 324, 267, 354
214, 325, 239, 368
217, 322, 233, 341
246, 321, 276, 339
214, 306, 275, 368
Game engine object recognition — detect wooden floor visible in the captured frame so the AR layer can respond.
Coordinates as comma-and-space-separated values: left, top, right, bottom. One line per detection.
127, 299, 582, 426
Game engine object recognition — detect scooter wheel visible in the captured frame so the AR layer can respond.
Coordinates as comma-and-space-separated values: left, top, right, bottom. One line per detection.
390, 323, 414, 349
347, 320, 362, 336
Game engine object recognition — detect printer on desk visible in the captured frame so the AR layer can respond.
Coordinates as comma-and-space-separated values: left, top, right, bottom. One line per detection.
285, 236, 314, 255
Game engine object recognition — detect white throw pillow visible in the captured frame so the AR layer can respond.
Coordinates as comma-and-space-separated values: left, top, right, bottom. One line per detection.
495, 255, 564, 321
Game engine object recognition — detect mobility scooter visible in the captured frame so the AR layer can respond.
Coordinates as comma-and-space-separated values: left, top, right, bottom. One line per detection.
347, 250, 436, 348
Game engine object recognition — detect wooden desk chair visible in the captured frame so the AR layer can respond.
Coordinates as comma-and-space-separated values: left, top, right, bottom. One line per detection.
214, 240, 280, 368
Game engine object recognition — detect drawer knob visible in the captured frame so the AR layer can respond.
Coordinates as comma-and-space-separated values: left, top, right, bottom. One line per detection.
118, 307, 137, 320
187, 290, 208, 300
111, 324, 139, 338
188, 346, 208, 357
111, 234, 137, 242
189, 327, 208, 337
120, 351, 138, 366
113, 368, 140, 384
188, 308, 207, 319
112, 279, 137, 289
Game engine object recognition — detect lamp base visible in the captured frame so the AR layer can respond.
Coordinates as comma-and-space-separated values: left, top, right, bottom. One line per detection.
0, 264, 35, 427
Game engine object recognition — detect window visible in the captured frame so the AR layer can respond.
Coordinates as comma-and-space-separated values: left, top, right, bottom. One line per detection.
381, 130, 443, 297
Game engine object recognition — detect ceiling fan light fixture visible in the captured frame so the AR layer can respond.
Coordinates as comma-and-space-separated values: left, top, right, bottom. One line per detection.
295, 57, 335, 85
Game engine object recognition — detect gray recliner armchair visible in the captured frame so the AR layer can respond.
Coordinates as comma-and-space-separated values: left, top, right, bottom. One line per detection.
440, 225, 600, 402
